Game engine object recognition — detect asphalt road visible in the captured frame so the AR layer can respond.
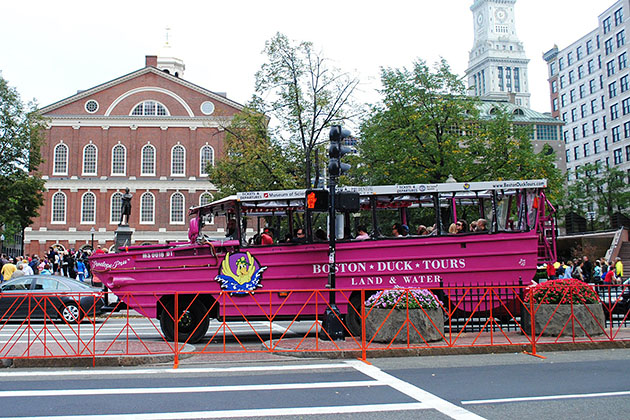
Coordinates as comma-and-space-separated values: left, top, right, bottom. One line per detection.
0, 349, 629, 419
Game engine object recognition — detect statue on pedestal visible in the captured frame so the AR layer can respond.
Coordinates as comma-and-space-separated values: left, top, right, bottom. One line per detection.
119, 188, 133, 226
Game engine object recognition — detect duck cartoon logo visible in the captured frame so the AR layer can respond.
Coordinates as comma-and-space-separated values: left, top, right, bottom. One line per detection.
215, 252, 267, 292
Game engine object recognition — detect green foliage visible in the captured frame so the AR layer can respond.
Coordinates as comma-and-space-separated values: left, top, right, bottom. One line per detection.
564, 162, 630, 227
0, 75, 46, 232
355, 59, 563, 194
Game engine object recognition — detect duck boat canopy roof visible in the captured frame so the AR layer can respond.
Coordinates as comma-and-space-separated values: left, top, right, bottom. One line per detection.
189, 179, 548, 217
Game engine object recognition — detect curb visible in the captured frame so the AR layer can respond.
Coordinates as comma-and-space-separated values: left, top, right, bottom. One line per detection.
0, 344, 196, 368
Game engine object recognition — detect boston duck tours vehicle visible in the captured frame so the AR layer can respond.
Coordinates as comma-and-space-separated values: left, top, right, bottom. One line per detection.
90, 179, 557, 343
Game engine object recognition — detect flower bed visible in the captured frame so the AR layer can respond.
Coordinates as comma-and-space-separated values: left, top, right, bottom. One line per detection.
364, 288, 444, 343
522, 279, 605, 337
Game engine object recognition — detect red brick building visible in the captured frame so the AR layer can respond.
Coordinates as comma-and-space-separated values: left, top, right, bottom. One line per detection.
25, 55, 243, 254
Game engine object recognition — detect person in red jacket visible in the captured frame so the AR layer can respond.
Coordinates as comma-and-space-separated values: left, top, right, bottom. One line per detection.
603, 265, 618, 284
261, 228, 274, 245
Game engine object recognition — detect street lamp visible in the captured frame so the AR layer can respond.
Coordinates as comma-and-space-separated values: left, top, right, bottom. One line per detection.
587, 211, 596, 232
90, 227, 95, 250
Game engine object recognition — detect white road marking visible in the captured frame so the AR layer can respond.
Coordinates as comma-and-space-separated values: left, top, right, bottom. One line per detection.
462, 390, 630, 405
0, 402, 429, 420
347, 360, 486, 420
0, 363, 351, 377
0, 380, 383, 397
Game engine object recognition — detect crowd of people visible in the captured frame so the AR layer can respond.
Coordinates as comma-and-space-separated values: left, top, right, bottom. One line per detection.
545, 255, 625, 284
0, 247, 98, 284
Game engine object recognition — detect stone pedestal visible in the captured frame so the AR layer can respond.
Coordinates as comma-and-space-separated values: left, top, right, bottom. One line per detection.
114, 225, 133, 252
522, 303, 606, 337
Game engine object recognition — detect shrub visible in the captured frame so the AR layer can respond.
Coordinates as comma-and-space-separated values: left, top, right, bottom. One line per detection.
365, 287, 441, 310
526, 279, 599, 305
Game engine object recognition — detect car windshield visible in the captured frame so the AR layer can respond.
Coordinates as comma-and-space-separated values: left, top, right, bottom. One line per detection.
1, 277, 33, 291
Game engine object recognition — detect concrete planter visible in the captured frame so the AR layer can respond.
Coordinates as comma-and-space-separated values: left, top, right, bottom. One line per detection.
522, 303, 606, 337
366, 307, 444, 343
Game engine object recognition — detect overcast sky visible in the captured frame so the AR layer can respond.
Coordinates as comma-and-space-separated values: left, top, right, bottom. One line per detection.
1, 0, 610, 115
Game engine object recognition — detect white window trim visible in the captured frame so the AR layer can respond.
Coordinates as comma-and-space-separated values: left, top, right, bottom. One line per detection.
139, 192, 155, 225
109, 192, 123, 225
82, 143, 98, 176
51, 191, 67, 224
170, 144, 186, 177
53, 143, 69, 176
199, 192, 215, 225
199, 144, 214, 177
111, 143, 127, 176
80, 192, 96, 224
169, 192, 185, 225
141, 143, 156, 177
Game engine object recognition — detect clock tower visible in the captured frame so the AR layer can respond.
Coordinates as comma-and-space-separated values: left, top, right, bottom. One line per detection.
465, 0, 531, 107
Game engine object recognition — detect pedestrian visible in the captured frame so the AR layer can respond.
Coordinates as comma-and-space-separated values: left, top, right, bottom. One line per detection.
616, 257, 624, 279
1, 258, 17, 282
10, 263, 25, 280
261, 228, 273, 245
582, 256, 592, 282
21, 259, 34, 276
29, 254, 40, 275
76, 258, 86, 282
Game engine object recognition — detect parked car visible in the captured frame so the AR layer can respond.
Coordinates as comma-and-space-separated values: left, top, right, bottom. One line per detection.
0, 275, 104, 323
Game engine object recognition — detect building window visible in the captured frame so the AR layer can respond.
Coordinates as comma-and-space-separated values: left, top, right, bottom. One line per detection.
200, 145, 214, 176
618, 30, 626, 47
587, 39, 594, 54
622, 75, 630, 92
605, 136, 609, 150
562, 112, 568, 123
584, 143, 591, 157
579, 84, 586, 99
110, 192, 122, 224
605, 38, 614, 55
609, 81, 618, 98
513, 67, 520, 92
551, 80, 558, 93
571, 108, 577, 122
569, 70, 575, 84
619, 52, 627, 70
199, 192, 214, 224
141, 144, 156, 176
552, 98, 559, 111
568, 52, 574, 65
140, 192, 155, 224
561, 94, 567, 107
536, 125, 558, 140
594, 138, 601, 154
574, 146, 580, 160
170, 192, 185, 224
498, 67, 504, 91
111, 144, 126, 175
607, 60, 616, 76
581, 104, 587, 118
591, 99, 597, 113
51, 191, 66, 224
53, 143, 68, 175
82, 144, 97, 175
171, 144, 185, 176
578, 65, 585, 79
559, 57, 565, 70
588, 59, 595, 74
576, 46, 583, 60
623, 98, 630, 115
611, 103, 620, 120
560, 75, 566, 89
612, 125, 621, 142
589, 79, 596, 94
565, 150, 570, 163
81, 192, 96, 224
550, 62, 557, 76
570, 89, 576, 103
614, 148, 623, 165
130, 101, 169, 116
85, 100, 99, 113
593, 119, 599, 134
604, 17, 612, 34
572, 127, 578, 140
582, 123, 588, 137
624, 121, 630, 138
563, 130, 569, 143
626, 145, 630, 162
615, 8, 624, 26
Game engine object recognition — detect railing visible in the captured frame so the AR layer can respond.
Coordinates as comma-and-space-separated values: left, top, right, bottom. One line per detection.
605, 226, 627, 262
1, 285, 629, 367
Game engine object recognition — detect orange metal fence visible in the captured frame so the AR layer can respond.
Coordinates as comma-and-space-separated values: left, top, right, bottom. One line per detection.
1, 284, 629, 367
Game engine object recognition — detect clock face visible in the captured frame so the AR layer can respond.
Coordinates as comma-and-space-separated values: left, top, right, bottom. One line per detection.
495, 8, 507, 22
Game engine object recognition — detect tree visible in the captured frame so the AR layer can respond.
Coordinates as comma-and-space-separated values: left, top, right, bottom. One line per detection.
0, 75, 46, 236
356, 59, 562, 194
565, 162, 630, 228
254, 33, 360, 188
207, 105, 302, 197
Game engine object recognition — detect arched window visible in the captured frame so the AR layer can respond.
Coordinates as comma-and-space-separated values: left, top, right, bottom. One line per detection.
51, 191, 66, 223
81, 192, 96, 223
111, 144, 126, 175
82, 144, 98, 175
170, 192, 185, 224
140, 192, 155, 224
199, 192, 214, 224
171, 144, 185, 176
110, 192, 122, 224
141, 144, 156, 176
53, 143, 68, 175
131, 101, 169, 116
200, 145, 214, 176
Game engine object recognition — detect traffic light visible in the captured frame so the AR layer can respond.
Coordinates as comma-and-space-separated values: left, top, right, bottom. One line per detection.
328, 125, 352, 178
305, 189, 328, 211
